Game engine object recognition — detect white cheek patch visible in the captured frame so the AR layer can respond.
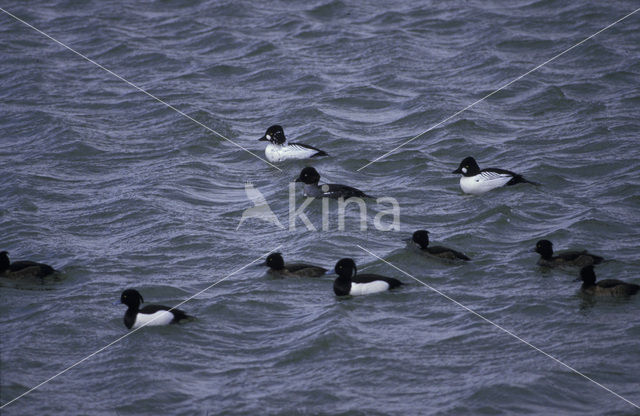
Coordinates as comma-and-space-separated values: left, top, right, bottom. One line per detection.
266, 134, 271, 140
461, 167, 467, 174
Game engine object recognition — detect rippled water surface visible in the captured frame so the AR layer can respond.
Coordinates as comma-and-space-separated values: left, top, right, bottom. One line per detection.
1, 1, 640, 415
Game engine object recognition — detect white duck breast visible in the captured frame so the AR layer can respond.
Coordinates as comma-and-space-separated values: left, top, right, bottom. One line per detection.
460, 171, 514, 195
349, 280, 390, 296
265, 143, 322, 162
132, 310, 174, 328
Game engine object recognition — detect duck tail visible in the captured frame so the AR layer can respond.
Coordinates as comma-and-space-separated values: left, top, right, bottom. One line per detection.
515, 175, 541, 187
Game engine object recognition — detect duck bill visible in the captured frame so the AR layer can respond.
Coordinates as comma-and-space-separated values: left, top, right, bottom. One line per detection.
258, 135, 268, 141
294, 176, 303, 182
452, 168, 462, 174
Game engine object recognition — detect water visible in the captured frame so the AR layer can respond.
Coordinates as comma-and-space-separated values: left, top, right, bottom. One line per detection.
1, 1, 639, 414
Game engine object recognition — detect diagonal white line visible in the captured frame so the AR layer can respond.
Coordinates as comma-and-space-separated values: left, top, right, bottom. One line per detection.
0, 246, 282, 410
0, 7, 282, 172
357, 245, 640, 410
357, 7, 640, 171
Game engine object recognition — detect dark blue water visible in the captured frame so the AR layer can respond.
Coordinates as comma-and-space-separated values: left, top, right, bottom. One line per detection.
1, 1, 639, 415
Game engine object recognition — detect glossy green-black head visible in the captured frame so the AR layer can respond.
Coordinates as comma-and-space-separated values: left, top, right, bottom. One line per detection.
259, 125, 286, 145
120, 289, 144, 309
534, 240, 553, 258
295, 167, 321, 185
0, 251, 9, 271
412, 230, 430, 249
264, 252, 285, 270
334, 258, 357, 279
452, 156, 480, 176
577, 265, 596, 286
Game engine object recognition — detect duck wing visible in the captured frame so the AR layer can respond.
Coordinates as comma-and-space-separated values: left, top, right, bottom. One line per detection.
10, 261, 55, 273
325, 183, 372, 199
597, 279, 630, 289
289, 142, 328, 157
597, 280, 639, 296
427, 245, 470, 261
557, 250, 603, 264
8, 261, 55, 277
483, 168, 538, 186
556, 250, 585, 260
285, 263, 328, 277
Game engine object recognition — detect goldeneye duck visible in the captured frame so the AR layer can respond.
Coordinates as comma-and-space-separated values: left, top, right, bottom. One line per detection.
333, 258, 402, 296
575, 265, 639, 297
258, 125, 328, 163
263, 252, 327, 277
295, 167, 372, 199
452, 156, 538, 195
410, 230, 470, 261
0, 251, 56, 279
120, 289, 193, 330
534, 240, 603, 268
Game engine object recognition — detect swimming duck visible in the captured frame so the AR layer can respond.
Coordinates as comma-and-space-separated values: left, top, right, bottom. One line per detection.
263, 252, 327, 277
120, 289, 193, 330
295, 167, 372, 199
333, 258, 402, 296
452, 156, 538, 195
0, 251, 56, 279
258, 125, 328, 162
575, 265, 639, 297
534, 240, 603, 268
410, 230, 470, 261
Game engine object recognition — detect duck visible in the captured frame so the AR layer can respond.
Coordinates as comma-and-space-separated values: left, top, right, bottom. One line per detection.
0, 251, 56, 279
119, 289, 193, 330
258, 125, 328, 162
575, 265, 639, 297
410, 230, 470, 261
534, 239, 603, 268
452, 156, 538, 195
295, 167, 372, 199
262, 252, 327, 277
333, 258, 402, 296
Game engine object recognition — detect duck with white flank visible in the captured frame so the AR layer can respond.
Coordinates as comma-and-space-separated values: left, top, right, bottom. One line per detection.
119, 289, 193, 330
262, 252, 327, 277
575, 265, 639, 297
534, 240, 603, 268
0, 251, 56, 279
410, 230, 470, 261
259, 125, 328, 162
295, 167, 372, 199
333, 258, 402, 296
452, 156, 538, 195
